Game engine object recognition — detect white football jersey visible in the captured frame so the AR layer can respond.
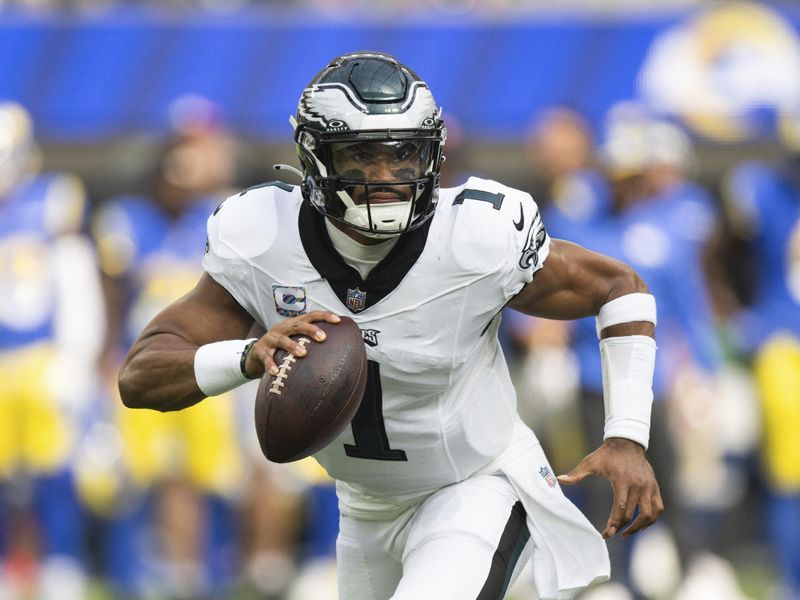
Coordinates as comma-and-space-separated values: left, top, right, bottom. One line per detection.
203, 176, 551, 514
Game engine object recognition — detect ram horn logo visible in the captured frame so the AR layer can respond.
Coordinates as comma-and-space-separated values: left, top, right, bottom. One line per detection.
638, 2, 800, 142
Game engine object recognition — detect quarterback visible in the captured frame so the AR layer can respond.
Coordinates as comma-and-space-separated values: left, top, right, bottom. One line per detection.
119, 52, 663, 599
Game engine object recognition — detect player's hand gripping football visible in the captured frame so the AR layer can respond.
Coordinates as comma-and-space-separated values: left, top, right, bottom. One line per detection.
243, 311, 341, 378
556, 438, 663, 539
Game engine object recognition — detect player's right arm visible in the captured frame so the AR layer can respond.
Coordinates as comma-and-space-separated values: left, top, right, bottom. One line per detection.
118, 273, 338, 412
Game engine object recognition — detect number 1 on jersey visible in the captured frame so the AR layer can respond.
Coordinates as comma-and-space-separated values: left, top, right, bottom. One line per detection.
344, 361, 408, 461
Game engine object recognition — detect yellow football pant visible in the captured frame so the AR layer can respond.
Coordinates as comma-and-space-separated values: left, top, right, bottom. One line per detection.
754, 334, 800, 491
118, 389, 244, 495
0, 344, 73, 477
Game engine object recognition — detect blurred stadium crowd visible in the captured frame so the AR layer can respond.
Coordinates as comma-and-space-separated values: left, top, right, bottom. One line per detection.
1, 2, 800, 600
0, 0, 705, 13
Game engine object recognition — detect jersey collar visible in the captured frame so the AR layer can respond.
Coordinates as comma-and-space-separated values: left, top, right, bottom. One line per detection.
298, 201, 432, 313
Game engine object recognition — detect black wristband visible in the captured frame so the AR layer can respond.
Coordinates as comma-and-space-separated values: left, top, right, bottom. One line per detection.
240, 339, 258, 379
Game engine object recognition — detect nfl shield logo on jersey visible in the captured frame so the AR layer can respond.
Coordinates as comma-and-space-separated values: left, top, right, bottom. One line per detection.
273, 285, 307, 317
539, 466, 557, 488
346, 288, 367, 312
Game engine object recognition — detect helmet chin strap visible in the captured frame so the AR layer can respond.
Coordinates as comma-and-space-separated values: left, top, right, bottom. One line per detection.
336, 190, 413, 237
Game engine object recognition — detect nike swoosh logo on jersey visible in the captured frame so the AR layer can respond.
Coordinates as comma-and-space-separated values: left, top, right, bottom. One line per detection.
513, 203, 524, 231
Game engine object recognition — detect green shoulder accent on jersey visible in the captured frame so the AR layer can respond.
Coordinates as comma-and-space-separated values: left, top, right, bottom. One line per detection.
239, 180, 294, 196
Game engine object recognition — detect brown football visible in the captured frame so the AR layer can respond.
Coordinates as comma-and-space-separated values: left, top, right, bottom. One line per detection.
254, 316, 367, 463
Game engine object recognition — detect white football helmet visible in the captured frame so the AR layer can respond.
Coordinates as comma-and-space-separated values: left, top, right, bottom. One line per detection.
293, 52, 446, 236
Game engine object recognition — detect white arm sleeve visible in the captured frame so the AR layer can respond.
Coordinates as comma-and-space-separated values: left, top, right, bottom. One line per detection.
600, 335, 656, 449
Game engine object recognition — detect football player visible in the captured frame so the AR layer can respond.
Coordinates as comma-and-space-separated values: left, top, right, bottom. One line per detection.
542, 109, 734, 597
715, 135, 800, 598
0, 102, 103, 600
92, 101, 246, 598
118, 53, 663, 600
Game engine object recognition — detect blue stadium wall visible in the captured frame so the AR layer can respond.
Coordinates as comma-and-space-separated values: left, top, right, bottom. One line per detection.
0, 4, 798, 141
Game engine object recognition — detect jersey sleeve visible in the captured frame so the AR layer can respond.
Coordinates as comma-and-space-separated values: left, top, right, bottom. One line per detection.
202, 189, 281, 322
450, 177, 551, 301
202, 197, 256, 320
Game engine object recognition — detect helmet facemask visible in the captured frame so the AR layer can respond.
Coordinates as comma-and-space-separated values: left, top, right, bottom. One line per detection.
297, 127, 444, 237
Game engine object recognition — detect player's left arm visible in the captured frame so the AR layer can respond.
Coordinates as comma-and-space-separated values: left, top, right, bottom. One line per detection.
508, 238, 663, 539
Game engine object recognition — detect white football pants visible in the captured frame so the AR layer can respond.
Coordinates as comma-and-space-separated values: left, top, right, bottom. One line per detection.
336, 473, 535, 600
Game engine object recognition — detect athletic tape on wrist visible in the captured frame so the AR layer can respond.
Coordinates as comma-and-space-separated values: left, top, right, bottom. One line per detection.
194, 338, 258, 397
595, 293, 657, 338
600, 335, 656, 449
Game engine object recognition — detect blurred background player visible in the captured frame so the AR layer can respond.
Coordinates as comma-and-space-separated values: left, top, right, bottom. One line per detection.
523, 106, 605, 224
0, 101, 104, 600
518, 103, 747, 599
712, 112, 800, 600
91, 96, 250, 599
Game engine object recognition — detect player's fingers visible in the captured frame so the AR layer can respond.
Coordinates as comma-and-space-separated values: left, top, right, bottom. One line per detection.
260, 330, 309, 360
243, 349, 267, 378
245, 341, 276, 377
626, 484, 665, 538
622, 489, 655, 538
555, 472, 581, 485
622, 486, 640, 524
653, 486, 665, 517
602, 487, 630, 539
556, 463, 591, 485
301, 310, 341, 324
285, 312, 342, 342
289, 320, 332, 342
273, 315, 324, 339
249, 331, 305, 377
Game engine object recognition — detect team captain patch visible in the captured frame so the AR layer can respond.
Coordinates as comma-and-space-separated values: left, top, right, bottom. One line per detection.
273, 285, 307, 316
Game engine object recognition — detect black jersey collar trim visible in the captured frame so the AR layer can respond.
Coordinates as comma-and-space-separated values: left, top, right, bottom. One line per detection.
298, 201, 432, 313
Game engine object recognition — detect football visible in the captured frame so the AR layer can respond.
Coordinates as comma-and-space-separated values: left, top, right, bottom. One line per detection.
254, 316, 368, 463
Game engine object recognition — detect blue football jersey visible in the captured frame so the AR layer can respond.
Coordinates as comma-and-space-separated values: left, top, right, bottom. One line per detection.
546, 188, 720, 398
0, 174, 86, 350
725, 162, 800, 350
94, 195, 219, 348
